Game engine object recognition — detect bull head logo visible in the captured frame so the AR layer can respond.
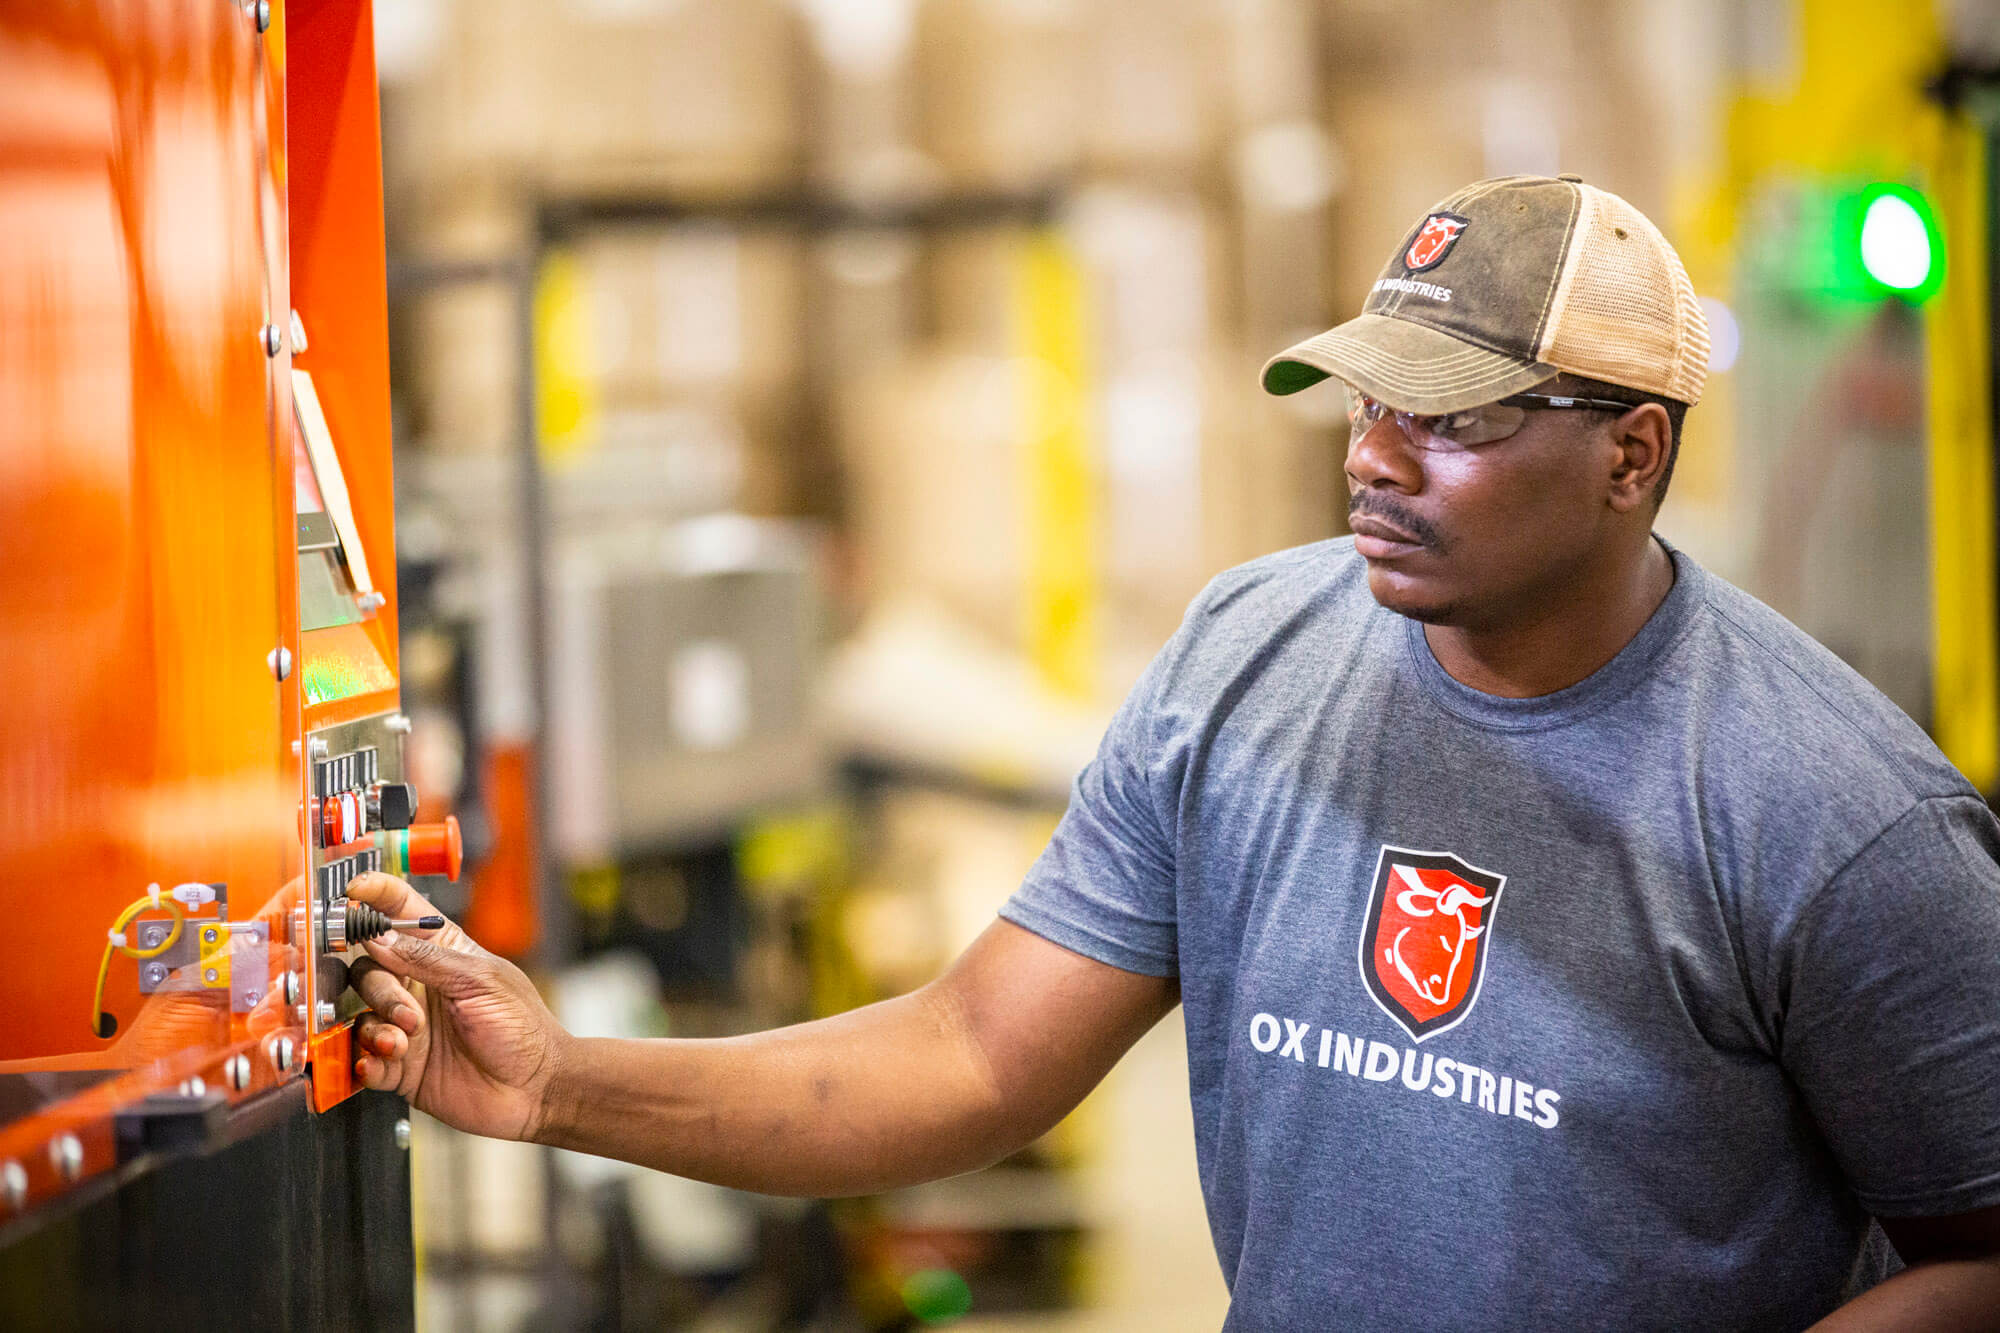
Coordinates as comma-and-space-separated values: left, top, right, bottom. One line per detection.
1404, 212, 1469, 272
1359, 846, 1506, 1042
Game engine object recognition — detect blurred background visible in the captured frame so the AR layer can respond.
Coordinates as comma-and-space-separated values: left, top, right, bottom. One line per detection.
362, 0, 2000, 1327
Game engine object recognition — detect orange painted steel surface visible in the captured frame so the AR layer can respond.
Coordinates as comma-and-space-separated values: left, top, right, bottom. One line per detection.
289, 0, 397, 741
0, 0, 292, 1065
0, 0, 400, 1204
284, 0, 396, 1112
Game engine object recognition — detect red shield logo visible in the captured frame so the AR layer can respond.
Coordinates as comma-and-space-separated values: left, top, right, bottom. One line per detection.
1359, 845, 1506, 1042
1404, 212, 1469, 272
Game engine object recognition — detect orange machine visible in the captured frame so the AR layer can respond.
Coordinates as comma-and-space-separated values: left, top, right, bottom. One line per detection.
0, 0, 456, 1246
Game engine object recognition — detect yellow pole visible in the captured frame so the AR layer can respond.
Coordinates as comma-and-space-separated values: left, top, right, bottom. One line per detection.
1017, 230, 1098, 701
1924, 117, 1998, 790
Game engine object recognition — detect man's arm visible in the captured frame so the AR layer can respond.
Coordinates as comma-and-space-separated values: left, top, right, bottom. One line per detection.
1810, 1207, 2000, 1331
344, 872, 1178, 1197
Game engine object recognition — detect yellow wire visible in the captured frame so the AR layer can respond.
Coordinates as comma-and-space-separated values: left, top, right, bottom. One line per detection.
91, 896, 186, 1039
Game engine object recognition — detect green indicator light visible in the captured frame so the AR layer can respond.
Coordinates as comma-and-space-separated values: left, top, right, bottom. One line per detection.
900, 1268, 973, 1324
1839, 183, 1943, 303
1861, 193, 1932, 289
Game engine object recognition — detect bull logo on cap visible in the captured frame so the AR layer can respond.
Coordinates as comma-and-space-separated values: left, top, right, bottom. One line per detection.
1359, 845, 1506, 1042
1404, 212, 1469, 272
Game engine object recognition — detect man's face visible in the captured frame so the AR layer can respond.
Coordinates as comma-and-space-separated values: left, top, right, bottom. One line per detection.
1343, 390, 1623, 628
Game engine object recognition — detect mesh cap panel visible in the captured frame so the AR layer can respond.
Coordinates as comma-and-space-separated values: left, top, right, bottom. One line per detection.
1538, 185, 1709, 405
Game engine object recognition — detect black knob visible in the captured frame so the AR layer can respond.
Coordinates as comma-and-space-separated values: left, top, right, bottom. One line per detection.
369, 781, 418, 830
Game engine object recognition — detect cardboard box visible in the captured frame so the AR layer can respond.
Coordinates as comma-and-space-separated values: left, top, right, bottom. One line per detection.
914, 0, 1084, 190
394, 0, 802, 196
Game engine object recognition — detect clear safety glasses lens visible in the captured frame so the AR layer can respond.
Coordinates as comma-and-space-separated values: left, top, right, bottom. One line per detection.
1345, 388, 1529, 451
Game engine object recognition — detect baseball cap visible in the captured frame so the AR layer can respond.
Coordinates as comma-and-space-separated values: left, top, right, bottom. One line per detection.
1262, 175, 1710, 414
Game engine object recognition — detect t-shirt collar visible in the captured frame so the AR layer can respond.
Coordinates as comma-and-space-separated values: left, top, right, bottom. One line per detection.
1402, 537, 1704, 731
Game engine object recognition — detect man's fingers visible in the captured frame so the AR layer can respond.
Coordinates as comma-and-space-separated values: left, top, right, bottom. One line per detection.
353, 1050, 402, 1092
350, 958, 423, 1033
345, 871, 439, 920
355, 1012, 407, 1060
361, 930, 473, 991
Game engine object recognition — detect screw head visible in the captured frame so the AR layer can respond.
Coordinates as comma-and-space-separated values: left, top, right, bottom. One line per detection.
269, 646, 293, 681
394, 1118, 411, 1151
225, 1054, 253, 1091
141, 962, 168, 987
251, 0, 271, 34
316, 1001, 338, 1027
49, 1135, 83, 1182
203, 967, 220, 983
289, 309, 308, 353
202, 927, 219, 944
260, 322, 283, 357
307, 737, 329, 759
179, 1077, 206, 1098
1, 1161, 25, 1210
283, 971, 302, 1005
268, 1035, 297, 1073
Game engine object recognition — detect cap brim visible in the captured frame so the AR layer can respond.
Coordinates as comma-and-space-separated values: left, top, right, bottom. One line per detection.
1261, 312, 1556, 414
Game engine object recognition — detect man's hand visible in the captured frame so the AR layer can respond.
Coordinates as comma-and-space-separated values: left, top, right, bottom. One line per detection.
345, 872, 567, 1142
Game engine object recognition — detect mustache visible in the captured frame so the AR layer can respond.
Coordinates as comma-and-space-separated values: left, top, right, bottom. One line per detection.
1349, 491, 1443, 548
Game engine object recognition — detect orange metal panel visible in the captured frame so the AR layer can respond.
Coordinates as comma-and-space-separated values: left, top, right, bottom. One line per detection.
0, 1, 293, 1066
285, 0, 395, 1109
286, 0, 396, 681
0, 0, 403, 1178
306, 1022, 356, 1113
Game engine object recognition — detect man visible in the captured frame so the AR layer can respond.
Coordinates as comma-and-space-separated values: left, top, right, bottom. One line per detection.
347, 175, 2000, 1329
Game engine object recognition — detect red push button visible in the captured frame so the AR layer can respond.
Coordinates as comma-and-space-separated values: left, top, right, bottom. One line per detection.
406, 816, 462, 882
322, 793, 361, 846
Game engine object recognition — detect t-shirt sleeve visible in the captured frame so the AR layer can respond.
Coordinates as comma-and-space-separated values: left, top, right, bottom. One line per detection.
998, 632, 1186, 978
1776, 794, 2000, 1217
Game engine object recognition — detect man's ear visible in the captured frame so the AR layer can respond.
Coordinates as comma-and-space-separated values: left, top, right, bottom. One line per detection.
1605, 403, 1671, 513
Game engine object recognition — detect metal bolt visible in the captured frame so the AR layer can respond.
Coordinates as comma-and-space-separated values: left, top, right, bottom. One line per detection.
268, 646, 292, 681
268, 1035, 296, 1073
289, 309, 307, 353
141, 962, 168, 988
308, 737, 329, 759
356, 591, 387, 616
242, 990, 261, 1007
179, 1077, 206, 1098
316, 1001, 338, 1027
203, 968, 219, 984
139, 923, 167, 948
225, 1054, 253, 1091
260, 322, 283, 357
1, 1161, 24, 1210
250, 0, 270, 34
385, 713, 413, 735
49, 1135, 82, 1182
202, 927, 219, 944
393, 1118, 411, 1151
283, 971, 302, 1005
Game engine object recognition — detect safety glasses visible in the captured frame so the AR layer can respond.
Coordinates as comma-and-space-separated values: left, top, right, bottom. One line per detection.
1345, 387, 1639, 452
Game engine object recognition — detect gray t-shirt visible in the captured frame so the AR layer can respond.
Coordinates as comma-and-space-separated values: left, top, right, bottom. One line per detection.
1001, 537, 2000, 1331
